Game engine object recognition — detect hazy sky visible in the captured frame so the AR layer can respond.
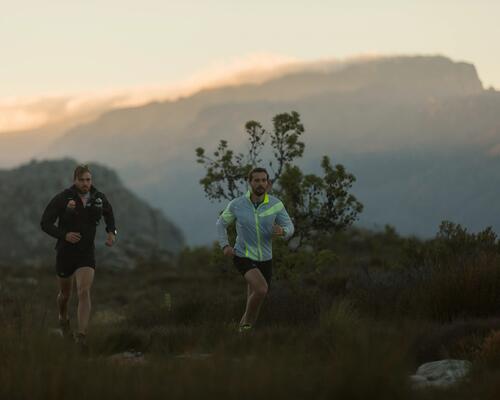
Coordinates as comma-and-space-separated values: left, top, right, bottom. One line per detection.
1, 0, 499, 99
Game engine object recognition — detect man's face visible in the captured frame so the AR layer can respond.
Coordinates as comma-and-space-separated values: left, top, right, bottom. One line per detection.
249, 172, 268, 197
74, 172, 92, 194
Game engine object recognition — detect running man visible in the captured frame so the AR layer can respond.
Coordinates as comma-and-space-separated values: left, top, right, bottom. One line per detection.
216, 167, 294, 332
41, 164, 117, 352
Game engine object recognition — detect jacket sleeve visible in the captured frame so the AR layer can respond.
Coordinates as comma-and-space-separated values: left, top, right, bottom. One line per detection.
275, 204, 294, 240
101, 193, 117, 233
40, 193, 67, 240
216, 200, 236, 249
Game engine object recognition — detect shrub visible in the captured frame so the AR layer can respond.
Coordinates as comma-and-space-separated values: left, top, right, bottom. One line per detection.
480, 330, 500, 369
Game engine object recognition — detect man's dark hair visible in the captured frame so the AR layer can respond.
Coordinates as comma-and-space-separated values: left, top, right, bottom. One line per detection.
248, 167, 269, 182
73, 164, 91, 180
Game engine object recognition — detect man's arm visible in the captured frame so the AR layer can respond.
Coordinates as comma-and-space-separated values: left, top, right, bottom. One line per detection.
275, 204, 294, 240
216, 200, 235, 250
40, 193, 67, 240
101, 193, 117, 234
101, 193, 117, 247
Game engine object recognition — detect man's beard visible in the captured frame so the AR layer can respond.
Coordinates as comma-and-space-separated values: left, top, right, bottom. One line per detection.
253, 186, 266, 196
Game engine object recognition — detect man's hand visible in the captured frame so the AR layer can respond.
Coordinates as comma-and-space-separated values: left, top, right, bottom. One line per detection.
223, 245, 235, 257
66, 200, 76, 209
272, 224, 284, 237
105, 232, 116, 247
65, 232, 81, 243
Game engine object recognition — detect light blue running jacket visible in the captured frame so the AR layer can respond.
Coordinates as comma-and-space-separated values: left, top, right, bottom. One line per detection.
216, 191, 294, 261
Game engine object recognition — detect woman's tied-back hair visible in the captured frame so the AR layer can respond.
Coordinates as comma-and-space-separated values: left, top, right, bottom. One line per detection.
73, 164, 91, 180
248, 167, 269, 182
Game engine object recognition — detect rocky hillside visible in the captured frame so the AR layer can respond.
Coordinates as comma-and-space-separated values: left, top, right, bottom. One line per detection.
0, 159, 184, 268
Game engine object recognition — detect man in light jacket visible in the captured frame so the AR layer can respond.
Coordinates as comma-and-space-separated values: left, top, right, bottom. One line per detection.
216, 167, 294, 332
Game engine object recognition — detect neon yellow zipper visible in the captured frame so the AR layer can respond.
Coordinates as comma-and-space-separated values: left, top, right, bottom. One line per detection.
254, 208, 263, 261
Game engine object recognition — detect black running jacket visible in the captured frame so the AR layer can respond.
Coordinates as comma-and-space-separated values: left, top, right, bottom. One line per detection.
41, 185, 116, 252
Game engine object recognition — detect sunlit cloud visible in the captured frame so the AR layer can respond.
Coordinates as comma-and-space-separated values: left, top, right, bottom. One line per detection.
108, 52, 306, 108
0, 53, 380, 134
0, 108, 49, 132
0, 94, 127, 133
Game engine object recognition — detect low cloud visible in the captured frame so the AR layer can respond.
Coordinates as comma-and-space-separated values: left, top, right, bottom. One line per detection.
0, 53, 379, 135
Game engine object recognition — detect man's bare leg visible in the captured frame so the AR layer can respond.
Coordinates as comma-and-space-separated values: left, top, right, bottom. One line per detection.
240, 284, 251, 326
240, 268, 268, 327
74, 267, 95, 335
57, 276, 73, 321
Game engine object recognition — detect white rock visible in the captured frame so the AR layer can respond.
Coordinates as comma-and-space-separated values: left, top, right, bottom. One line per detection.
411, 359, 471, 389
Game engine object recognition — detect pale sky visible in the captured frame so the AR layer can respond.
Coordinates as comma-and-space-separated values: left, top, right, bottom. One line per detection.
1, 0, 499, 123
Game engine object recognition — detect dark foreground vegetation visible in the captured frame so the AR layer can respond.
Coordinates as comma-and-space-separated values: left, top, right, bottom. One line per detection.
1, 222, 500, 399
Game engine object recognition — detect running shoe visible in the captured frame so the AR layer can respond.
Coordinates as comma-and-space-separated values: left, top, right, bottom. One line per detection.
238, 323, 253, 333
58, 318, 72, 340
74, 332, 89, 355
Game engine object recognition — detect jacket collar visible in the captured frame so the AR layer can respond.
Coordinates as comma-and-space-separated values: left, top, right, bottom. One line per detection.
245, 190, 269, 204
69, 185, 97, 197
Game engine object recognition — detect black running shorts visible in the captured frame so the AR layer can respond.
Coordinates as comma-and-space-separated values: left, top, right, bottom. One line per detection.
56, 248, 96, 278
233, 255, 273, 288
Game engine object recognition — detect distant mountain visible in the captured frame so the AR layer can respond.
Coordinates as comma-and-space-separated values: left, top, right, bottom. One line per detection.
0, 159, 184, 267
44, 55, 484, 165
30, 55, 500, 243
